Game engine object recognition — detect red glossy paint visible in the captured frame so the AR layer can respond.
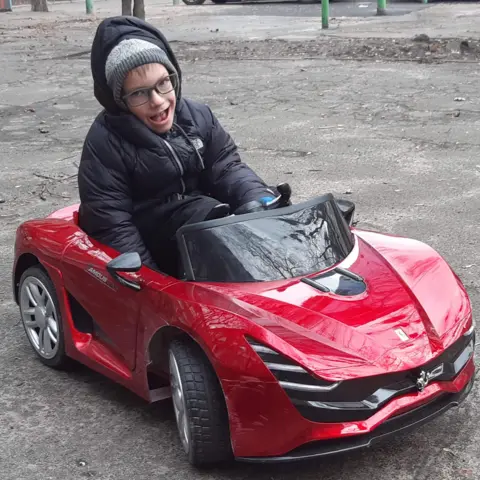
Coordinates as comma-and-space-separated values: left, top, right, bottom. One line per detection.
13, 204, 475, 459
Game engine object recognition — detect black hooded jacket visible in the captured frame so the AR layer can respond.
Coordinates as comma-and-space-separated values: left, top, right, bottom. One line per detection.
78, 16, 272, 268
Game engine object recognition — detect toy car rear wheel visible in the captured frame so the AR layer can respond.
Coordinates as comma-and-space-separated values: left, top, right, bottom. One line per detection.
169, 339, 232, 466
18, 266, 73, 369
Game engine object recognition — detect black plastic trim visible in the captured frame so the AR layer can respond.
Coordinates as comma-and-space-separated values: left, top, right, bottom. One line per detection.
300, 277, 330, 292
334, 267, 364, 283
66, 291, 94, 333
236, 377, 474, 463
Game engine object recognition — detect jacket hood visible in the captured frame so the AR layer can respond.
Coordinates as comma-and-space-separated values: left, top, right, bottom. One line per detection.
90, 16, 183, 113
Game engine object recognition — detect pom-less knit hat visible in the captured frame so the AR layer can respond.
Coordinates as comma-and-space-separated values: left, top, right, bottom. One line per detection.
105, 38, 178, 110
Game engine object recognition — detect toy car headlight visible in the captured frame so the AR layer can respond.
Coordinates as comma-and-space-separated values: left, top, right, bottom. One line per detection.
463, 317, 476, 354
464, 318, 475, 338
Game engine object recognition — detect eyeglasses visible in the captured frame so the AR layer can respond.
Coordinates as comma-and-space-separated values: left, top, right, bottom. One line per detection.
122, 73, 177, 107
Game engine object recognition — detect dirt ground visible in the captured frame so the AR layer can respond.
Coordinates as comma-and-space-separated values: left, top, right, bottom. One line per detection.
177, 36, 480, 62
0, 2, 479, 479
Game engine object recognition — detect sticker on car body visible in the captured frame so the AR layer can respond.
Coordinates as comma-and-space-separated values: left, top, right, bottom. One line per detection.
85, 265, 117, 291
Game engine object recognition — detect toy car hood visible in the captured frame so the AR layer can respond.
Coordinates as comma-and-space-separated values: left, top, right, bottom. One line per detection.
184, 230, 471, 381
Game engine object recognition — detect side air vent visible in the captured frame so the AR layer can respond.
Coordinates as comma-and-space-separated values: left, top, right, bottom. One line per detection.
247, 338, 340, 392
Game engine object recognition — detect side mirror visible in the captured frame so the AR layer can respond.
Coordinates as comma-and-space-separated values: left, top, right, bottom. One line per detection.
106, 252, 142, 291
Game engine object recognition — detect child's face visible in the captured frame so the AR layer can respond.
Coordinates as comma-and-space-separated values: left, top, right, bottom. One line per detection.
123, 63, 176, 134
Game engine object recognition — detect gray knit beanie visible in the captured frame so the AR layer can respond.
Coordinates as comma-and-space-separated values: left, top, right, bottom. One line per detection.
105, 38, 178, 110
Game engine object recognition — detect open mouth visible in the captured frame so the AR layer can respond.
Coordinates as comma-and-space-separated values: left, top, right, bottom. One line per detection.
150, 106, 171, 124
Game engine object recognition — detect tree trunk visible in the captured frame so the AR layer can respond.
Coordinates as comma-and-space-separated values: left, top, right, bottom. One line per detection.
133, 0, 145, 20
121, 0, 131, 15
31, 0, 48, 12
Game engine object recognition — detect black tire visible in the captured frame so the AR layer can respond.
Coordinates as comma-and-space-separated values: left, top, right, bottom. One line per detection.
182, 0, 206, 5
169, 339, 232, 466
18, 266, 74, 370
211, 0, 228, 3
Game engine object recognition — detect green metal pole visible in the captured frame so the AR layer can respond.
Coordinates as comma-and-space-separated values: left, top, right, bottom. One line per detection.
377, 0, 386, 15
322, 0, 329, 29
86, 0, 93, 14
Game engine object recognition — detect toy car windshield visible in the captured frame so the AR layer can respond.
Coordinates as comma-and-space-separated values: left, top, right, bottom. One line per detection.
176, 194, 355, 282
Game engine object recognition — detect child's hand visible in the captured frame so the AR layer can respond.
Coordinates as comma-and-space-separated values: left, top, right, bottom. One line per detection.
234, 199, 267, 215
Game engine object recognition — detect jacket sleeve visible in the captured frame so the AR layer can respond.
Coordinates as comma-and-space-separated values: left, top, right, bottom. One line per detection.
78, 130, 156, 267
201, 106, 274, 210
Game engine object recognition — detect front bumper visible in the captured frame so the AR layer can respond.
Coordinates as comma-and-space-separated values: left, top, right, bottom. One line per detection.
222, 332, 476, 461
236, 373, 474, 463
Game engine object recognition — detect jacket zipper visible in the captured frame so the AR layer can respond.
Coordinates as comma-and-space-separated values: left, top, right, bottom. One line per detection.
162, 138, 186, 194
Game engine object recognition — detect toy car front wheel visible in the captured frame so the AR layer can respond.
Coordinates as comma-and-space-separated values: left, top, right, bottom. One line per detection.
169, 339, 232, 466
18, 266, 72, 369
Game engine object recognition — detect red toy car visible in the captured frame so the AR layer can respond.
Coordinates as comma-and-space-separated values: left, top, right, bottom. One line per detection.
12, 191, 475, 466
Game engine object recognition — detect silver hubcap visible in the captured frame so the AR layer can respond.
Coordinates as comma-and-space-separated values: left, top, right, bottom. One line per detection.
169, 351, 190, 453
19, 276, 60, 359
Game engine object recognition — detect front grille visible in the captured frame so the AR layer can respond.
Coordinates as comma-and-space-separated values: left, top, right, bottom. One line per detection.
247, 327, 475, 423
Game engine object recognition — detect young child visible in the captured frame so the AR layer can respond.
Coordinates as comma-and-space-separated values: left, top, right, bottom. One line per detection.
77, 16, 277, 276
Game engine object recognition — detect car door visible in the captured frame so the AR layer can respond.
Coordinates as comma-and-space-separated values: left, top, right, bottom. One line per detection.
60, 231, 146, 371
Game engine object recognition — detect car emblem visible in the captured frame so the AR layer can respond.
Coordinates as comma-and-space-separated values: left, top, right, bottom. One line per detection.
415, 371, 429, 392
415, 364, 444, 392
395, 328, 409, 341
